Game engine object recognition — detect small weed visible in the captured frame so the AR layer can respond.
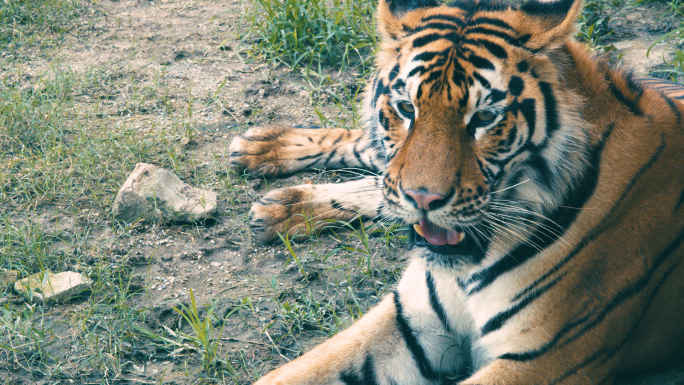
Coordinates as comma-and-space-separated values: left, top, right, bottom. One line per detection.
576, 0, 624, 51
173, 289, 225, 373
136, 289, 226, 375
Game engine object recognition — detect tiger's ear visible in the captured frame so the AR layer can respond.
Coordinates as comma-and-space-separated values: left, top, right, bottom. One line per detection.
377, 0, 439, 41
516, 0, 583, 51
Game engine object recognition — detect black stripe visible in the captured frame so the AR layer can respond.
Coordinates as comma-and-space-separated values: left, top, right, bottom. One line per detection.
388, 64, 400, 82
323, 147, 339, 168
373, 78, 387, 108
408, 65, 430, 78
502, 156, 676, 366
464, 27, 527, 48
296, 153, 323, 161
647, 84, 684, 92
424, 70, 443, 85
549, 260, 681, 384
353, 142, 369, 169
520, 98, 536, 141
508, 76, 524, 96
412, 50, 446, 64
417, 21, 463, 32
393, 291, 437, 380
469, 17, 515, 32
520, 0, 574, 16
362, 354, 378, 385
481, 274, 563, 336
609, 82, 642, 116
412, 32, 451, 48
676, 187, 684, 212
340, 354, 380, 385
464, 38, 507, 59
468, 53, 495, 71
388, 0, 438, 16
340, 369, 363, 385
526, 151, 553, 189
421, 14, 465, 26
513, 137, 666, 301
663, 94, 682, 126
332, 135, 344, 146
426, 271, 453, 333
472, 72, 491, 89
466, 124, 615, 294
538, 81, 559, 139
378, 109, 390, 131
392, 79, 407, 91
489, 89, 507, 104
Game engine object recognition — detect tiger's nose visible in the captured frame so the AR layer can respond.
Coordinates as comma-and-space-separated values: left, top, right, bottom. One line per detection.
403, 189, 447, 211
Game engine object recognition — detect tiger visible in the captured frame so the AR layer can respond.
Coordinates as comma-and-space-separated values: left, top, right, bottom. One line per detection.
227, 0, 684, 383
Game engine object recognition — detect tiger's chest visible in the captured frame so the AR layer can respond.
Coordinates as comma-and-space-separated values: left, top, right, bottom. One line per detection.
425, 248, 560, 371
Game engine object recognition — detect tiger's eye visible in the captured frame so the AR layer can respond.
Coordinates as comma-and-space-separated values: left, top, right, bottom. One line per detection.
475, 110, 496, 123
397, 102, 415, 117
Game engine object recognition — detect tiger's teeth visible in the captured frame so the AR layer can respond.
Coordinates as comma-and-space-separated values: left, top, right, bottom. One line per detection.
413, 224, 424, 238
457, 232, 465, 243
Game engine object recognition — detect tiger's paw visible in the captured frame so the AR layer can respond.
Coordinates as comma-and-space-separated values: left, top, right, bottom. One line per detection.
249, 185, 317, 244
228, 126, 291, 177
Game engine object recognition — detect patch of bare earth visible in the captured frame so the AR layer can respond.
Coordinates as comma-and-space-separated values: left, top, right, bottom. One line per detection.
2, 0, 683, 384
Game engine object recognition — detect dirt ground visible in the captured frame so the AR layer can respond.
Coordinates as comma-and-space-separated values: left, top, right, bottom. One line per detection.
3, 0, 684, 384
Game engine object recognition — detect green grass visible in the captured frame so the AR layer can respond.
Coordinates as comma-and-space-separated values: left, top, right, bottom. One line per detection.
0, 0, 84, 52
238, 0, 377, 128
2, 0, 683, 383
239, 0, 377, 74
642, 0, 684, 81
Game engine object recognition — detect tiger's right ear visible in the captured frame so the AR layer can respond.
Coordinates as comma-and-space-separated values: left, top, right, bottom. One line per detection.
516, 0, 583, 51
377, 0, 439, 41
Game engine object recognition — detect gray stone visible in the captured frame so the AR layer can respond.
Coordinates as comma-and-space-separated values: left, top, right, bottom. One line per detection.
14, 271, 91, 303
113, 163, 218, 223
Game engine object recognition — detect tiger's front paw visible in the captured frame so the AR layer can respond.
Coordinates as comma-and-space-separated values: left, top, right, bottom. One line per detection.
249, 185, 316, 244
228, 126, 290, 177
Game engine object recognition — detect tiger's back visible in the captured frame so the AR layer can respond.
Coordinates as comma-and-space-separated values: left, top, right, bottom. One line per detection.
228, 0, 684, 383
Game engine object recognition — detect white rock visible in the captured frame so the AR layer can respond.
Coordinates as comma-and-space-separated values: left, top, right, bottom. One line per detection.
112, 163, 218, 223
14, 271, 92, 303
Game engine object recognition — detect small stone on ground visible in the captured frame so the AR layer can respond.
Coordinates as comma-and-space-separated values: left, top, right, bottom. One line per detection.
113, 163, 218, 223
14, 271, 92, 303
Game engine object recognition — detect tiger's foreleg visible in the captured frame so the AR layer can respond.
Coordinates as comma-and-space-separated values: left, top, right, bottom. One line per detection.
254, 257, 476, 385
229, 126, 384, 242
228, 126, 379, 177
249, 176, 383, 243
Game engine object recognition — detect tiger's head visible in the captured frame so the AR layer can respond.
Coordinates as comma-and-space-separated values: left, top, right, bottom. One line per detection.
369, 0, 591, 265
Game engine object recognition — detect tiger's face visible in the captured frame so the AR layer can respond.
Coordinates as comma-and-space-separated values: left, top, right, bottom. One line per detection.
371, 0, 585, 265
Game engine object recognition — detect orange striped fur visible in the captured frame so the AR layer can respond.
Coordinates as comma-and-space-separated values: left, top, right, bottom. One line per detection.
229, 0, 684, 383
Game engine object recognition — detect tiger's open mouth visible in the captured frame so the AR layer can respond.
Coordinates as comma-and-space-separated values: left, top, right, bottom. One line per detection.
411, 218, 486, 259
413, 219, 465, 246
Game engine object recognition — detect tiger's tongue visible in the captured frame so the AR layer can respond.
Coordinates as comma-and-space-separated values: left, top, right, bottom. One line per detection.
417, 219, 463, 246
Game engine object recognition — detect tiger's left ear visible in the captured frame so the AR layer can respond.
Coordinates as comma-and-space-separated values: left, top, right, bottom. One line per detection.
377, 0, 439, 41
516, 0, 583, 51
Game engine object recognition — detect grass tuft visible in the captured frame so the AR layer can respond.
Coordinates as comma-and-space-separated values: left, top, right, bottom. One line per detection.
239, 0, 377, 73
0, 0, 84, 52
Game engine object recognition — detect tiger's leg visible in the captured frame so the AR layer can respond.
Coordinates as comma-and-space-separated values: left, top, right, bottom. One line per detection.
249, 176, 383, 243
229, 126, 383, 242
254, 257, 476, 385
228, 126, 380, 177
